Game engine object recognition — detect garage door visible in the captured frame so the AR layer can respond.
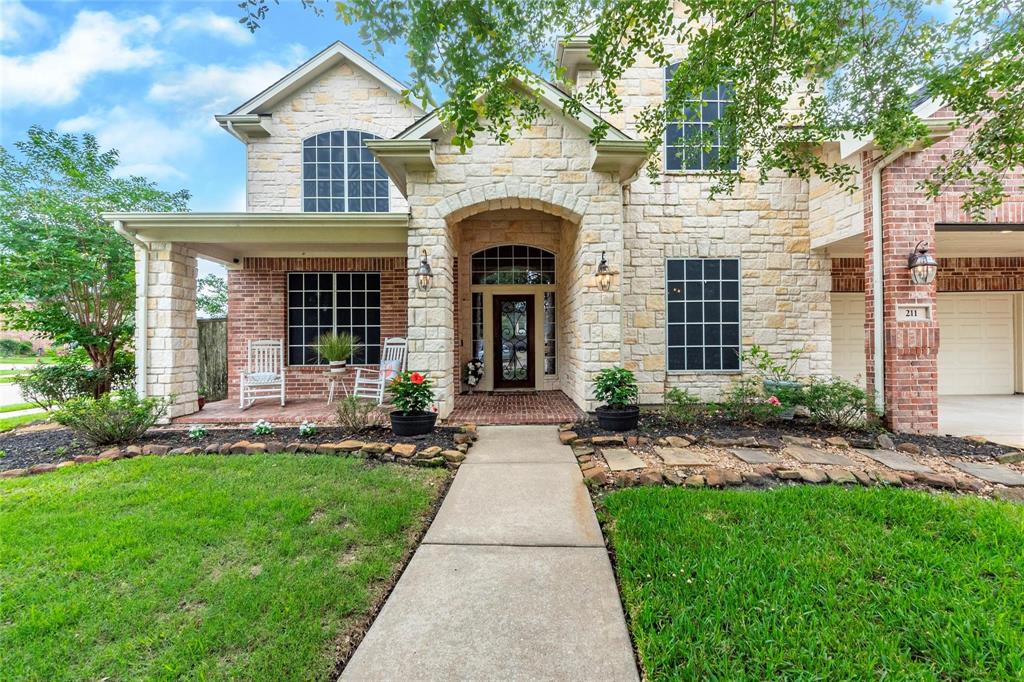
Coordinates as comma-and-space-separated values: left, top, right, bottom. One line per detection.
937, 294, 1015, 395
831, 294, 866, 386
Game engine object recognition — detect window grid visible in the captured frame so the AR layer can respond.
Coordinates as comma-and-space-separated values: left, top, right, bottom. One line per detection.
666, 258, 741, 372
664, 67, 737, 172
471, 245, 555, 285
543, 292, 556, 375
302, 131, 390, 213
287, 272, 382, 366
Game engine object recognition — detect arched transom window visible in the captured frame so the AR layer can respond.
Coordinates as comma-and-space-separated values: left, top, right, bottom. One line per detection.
471, 246, 555, 285
302, 130, 390, 212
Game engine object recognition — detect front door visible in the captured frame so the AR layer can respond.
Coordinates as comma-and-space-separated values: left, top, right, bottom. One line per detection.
492, 294, 534, 389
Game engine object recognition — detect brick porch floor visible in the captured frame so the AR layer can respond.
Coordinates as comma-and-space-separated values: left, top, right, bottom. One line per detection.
173, 398, 338, 425
173, 390, 584, 426
445, 390, 584, 425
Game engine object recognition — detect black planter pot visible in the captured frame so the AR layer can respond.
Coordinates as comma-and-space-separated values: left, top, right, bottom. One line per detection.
390, 410, 438, 437
595, 405, 640, 432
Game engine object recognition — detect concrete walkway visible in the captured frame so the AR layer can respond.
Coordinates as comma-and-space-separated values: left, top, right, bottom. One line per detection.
341, 425, 639, 681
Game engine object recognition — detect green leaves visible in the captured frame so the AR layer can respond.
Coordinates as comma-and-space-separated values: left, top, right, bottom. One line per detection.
593, 366, 639, 408
253, 0, 1019, 214
0, 126, 189, 370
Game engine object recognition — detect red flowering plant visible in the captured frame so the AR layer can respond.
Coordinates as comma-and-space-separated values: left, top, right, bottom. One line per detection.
386, 370, 435, 415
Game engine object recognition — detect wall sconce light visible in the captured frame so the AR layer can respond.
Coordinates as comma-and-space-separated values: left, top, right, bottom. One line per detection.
907, 241, 938, 285
416, 249, 433, 291
596, 251, 614, 292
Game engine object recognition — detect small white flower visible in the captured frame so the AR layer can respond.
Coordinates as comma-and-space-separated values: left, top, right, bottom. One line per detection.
188, 425, 208, 440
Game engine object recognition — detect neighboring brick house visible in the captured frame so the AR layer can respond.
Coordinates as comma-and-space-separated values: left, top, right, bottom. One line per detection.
107, 40, 1024, 433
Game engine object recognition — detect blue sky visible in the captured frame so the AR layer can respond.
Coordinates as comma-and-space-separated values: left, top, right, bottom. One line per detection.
0, 0, 415, 214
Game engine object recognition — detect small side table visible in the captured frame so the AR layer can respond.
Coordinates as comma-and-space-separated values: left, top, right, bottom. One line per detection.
324, 368, 350, 405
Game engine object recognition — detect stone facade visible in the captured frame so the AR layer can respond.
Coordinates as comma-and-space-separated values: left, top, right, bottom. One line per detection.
245, 63, 421, 212
137, 242, 199, 420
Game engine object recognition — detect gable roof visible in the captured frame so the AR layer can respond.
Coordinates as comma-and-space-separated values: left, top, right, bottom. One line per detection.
227, 40, 421, 116
392, 77, 634, 142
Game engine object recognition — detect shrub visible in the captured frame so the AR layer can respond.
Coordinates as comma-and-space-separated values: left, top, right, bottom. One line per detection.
593, 367, 639, 409
298, 420, 317, 437
335, 396, 382, 432
803, 377, 873, 429
664, 388, 704, 424
252, 419, 275, 437
722, 378, 783, 423
386, 371, 435, 414
53, 390, 169, 445
18, 351, 134, 409
739, 344, 804, 383
0, 338, 32, 356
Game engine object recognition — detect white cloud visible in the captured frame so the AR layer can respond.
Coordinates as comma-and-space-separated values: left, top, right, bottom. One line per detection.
0, 1, 48, 44
57, 106, 195, 181
0, 10, 161, 107
169, 9, 253, 46
148, 60, 293, 114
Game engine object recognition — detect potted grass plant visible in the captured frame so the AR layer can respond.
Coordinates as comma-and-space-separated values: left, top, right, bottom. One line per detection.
317, 332, 361, 373
387, 370, 438, 436
593, 366, 640, 431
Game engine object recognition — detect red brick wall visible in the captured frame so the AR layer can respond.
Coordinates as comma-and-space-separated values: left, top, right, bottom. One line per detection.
833, 257, 1024, 293
227, 257, 407, 400
862, 110, 1024, 433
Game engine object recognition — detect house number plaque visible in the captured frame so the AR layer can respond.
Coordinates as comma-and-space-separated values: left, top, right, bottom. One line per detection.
896, 304, 932, 322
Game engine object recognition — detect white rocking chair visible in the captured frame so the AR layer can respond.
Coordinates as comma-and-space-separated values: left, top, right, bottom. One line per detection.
239, 340, 286, 409
352, 337, 407, 404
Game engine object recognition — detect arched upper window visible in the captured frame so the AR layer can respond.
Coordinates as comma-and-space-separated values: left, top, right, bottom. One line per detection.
664, 65, 737, 172
302, 130, 390, 212
471, 246, 555, 285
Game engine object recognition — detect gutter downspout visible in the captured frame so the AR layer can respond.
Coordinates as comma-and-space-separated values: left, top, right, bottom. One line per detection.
870, 148, 907, 416
114, 220, 149, 399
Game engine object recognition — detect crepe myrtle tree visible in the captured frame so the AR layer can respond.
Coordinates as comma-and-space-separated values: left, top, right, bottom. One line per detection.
241, 0, 1022, 217
0, 127, 189, 391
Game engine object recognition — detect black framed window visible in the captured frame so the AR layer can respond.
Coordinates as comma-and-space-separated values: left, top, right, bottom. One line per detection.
302, 130, 390, 212
667, 258, 740, 371
287, 272, 381, 366
471, 245, 555, 285
665, 65, 737, 171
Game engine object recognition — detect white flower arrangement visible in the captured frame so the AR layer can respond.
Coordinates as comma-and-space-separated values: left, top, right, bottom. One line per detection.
188, 424, 208, 440
298, 420, 317, 437
465, 358, 485, 387
251, 419, 275, 437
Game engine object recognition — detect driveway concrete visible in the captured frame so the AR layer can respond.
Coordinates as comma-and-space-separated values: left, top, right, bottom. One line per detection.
939, 395, 1024, 448
341, 425, 638, 681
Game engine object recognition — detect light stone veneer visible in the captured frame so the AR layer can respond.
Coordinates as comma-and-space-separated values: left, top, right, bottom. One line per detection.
406, 113, 624, 414
245, 63, 421, 212
136, 242, 199, 420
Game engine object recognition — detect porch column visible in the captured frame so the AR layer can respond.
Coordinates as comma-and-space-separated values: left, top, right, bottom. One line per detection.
863, 154, 939, 433
406, 218, 456, 417
136, 241, 200, 421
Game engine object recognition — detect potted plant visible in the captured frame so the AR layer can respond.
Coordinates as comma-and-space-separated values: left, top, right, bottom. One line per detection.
317, 332, 361, 373
593, 366, 640, 431
387, 370, 438, 436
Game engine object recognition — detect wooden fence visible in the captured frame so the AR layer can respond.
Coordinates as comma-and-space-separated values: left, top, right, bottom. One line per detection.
198, 317, 228, 401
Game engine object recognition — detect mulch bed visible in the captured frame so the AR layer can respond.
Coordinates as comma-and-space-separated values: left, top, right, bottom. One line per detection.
0, 424, 461, 473
571, 411, 1018, 460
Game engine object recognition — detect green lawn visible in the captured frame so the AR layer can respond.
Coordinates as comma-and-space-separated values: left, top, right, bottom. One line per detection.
0, 402, 37, 414
0, 356, 48, 365
0, 413, 45, 433
601, 486, 1024, 680
0, 455, 448, 680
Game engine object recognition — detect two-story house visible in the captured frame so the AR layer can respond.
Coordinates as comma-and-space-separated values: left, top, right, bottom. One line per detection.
107, 39, 1024, 436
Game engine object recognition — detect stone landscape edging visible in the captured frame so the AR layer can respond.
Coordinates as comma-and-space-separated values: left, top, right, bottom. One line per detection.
558, 428, 1024, 504
0, 425, 479, 480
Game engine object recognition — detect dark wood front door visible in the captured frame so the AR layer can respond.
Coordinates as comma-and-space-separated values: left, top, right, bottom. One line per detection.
492, 294, 534, 389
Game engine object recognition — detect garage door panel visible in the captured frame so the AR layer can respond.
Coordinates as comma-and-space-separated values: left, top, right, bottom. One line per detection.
937, 294, 1013, 395
831, 294, 866, 386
